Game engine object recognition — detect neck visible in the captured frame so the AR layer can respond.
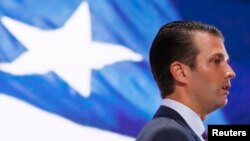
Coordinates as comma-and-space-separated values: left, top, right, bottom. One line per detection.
166, 89, 207, 121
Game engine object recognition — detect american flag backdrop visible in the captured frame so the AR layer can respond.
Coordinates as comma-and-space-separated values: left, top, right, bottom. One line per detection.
0, 0, 250, 141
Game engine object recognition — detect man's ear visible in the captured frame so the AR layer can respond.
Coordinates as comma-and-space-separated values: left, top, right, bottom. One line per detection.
170, 61, 189, 84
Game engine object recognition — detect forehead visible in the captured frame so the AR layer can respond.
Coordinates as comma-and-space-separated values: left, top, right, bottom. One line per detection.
192, 32, 229, 59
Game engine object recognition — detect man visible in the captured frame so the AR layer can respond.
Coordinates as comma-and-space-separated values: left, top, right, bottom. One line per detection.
136, 21, 236, 141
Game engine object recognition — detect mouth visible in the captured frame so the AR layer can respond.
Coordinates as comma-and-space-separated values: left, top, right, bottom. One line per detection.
222, 84, 231, 95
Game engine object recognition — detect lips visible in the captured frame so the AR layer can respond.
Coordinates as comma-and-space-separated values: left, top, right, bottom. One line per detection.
222, 84, 231, 95
222, 85, 230, 91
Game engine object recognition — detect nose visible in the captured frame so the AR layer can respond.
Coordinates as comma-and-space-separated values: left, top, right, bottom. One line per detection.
225, 64, 236, 79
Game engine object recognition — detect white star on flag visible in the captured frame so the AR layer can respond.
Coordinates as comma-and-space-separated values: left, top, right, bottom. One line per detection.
0, 2, 143, 97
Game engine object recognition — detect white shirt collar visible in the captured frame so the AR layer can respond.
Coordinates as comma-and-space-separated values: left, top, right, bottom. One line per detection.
162, 99, 205, 141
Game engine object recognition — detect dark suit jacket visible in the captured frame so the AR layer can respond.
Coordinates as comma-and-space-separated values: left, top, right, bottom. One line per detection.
136, 106, 202, 141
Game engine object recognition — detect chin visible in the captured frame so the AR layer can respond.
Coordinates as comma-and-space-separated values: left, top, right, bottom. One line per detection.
212, 99, 228, 111
218, 99, 228, 108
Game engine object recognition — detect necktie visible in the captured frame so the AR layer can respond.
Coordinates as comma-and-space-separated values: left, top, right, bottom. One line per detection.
202, 130, 208, 141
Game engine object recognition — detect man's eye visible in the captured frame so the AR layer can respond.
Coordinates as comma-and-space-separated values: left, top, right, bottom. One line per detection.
214, 59, 221, 64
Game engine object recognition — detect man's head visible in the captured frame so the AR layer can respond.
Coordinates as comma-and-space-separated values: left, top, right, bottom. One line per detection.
150, 21, 235, 100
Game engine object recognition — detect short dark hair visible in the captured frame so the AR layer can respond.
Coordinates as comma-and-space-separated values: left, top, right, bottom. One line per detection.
149, 21, 223, 98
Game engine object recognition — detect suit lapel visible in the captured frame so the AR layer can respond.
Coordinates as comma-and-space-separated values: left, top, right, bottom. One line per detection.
154, 106, 201, 141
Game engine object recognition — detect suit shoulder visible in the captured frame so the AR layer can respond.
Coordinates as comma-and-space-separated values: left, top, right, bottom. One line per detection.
136, 117, 192, 141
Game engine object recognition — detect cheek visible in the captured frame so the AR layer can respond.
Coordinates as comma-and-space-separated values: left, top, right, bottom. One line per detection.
191, 72, 220, 93
192, 72, 210, 85
196, 69, 220, 84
